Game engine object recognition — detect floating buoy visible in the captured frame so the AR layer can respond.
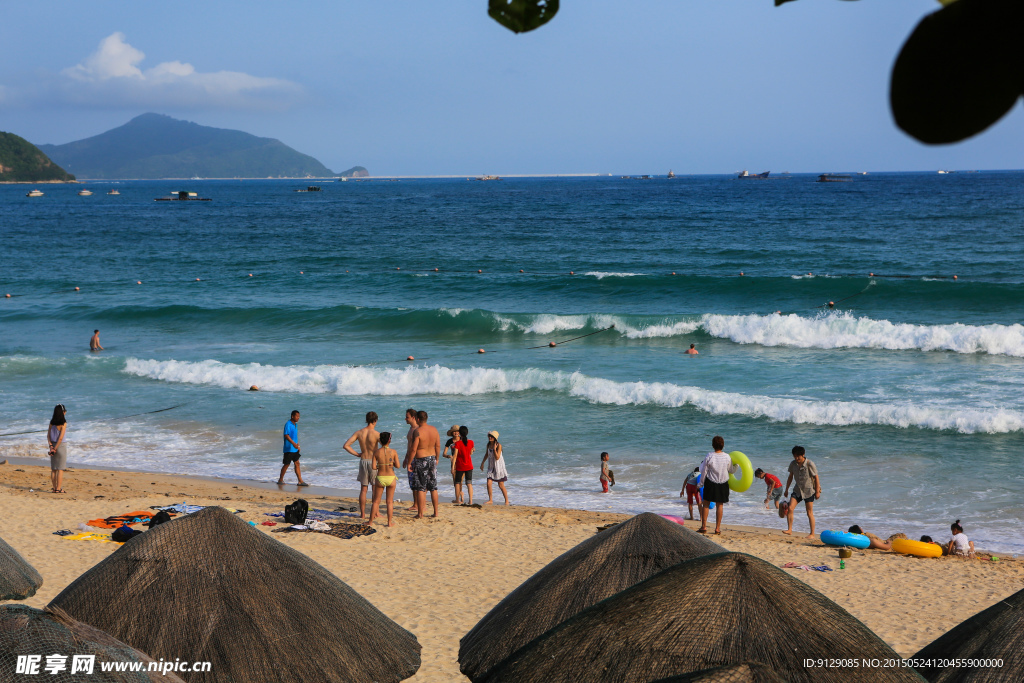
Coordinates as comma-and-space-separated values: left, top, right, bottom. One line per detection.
434, 268, 438, 272
519, 269, 524, 273
869, 272, 874, 277
828, 301, 835, 308
477, 269, 482, 274
569, 271, 574, 275
300, 271, 304, 274
136, 281, 142, 285
249, 273, 253, 277
406, 356, 414, 361
396, 267, 400, 271
548, 341, 556, 347
739, 271, 744, 276
807, 273, 812, 277
249, 385, 259, 392
4, 294, 10, 298
953, 274, 958, 280
74, 287, 80, 291
195, 278, 201, 281
671, 272, 676, 275
478, 348, 486, 354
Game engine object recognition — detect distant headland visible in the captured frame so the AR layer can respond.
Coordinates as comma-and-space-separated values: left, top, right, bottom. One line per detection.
0, 132, 76, 183
36, 113, 364, 180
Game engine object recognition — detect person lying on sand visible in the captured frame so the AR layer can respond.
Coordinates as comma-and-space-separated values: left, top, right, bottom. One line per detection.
848, 525, 907, 551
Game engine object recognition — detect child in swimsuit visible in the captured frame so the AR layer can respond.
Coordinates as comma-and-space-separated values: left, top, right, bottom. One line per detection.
369, 432, 401, 527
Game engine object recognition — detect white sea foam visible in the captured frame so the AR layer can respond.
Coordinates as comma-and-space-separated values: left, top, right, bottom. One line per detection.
583, 272, 642, 279
486, 311, 1024, 356
123, 359, 1024, 433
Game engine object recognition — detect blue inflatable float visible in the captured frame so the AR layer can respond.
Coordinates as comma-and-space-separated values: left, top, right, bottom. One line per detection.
820, 530, 870, 549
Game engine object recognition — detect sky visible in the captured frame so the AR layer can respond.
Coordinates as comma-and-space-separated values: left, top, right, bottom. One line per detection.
1, 1, 1021, 175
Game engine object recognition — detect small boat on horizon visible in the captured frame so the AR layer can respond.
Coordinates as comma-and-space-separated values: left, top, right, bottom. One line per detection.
816, 173, 852, 183
294, 186, 322, 192
155, 191, 211, 202
78, 189, 93, 196
738, 170, 770, 179
107, 189, 120, 195
667, 169, 675, 178
26, 189, 44, 197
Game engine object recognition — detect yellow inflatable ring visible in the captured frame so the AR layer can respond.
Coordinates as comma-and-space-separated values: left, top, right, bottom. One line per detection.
728, 451, 754, 492
891, 538, 942, 558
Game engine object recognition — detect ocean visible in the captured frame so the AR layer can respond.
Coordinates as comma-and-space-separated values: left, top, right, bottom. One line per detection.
2, 173, 1022, 552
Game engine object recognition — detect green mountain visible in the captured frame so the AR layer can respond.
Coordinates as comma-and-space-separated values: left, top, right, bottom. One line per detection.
0, 132, 75, 182
38, 114, 351, 179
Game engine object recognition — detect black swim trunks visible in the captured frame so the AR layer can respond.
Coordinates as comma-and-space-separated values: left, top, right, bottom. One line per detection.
455, 469, 473, 483
410, 456, 438, 492
282, 451, 301, 465
792, 491, 818, 504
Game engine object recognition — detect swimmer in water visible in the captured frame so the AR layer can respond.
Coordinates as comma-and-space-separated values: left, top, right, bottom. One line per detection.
89, 329, 104, 351
685, 344, 698, 355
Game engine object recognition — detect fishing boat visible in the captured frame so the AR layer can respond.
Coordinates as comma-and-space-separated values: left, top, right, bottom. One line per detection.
816, 174, 852, 183
737, 170, 770, 179
78, 189, 93, 196
107, 189, 120, 195
475, 175, 501, 181
154, 191, 211, 201
667, 169, 676, 178
26, 189, 44, 197
294, 186, 322, 192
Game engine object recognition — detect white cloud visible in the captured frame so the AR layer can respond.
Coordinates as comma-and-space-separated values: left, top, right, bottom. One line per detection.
49, 32, 303, 110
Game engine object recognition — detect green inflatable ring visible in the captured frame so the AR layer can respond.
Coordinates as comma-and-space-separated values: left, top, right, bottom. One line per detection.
728, 451, 754, 492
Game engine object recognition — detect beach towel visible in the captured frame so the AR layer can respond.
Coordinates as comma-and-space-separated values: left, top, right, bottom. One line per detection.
62, 532, 116, 544
85, 512, 155, 529
782, 562, 833, 572
271, 522, 377, 540
151, 503, 205, 514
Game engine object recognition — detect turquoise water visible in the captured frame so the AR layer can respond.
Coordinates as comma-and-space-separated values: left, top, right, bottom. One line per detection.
2, 174, 1022, 551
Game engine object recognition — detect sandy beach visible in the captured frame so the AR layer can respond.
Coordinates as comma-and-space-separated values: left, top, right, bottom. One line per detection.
3, 459, 1023, 681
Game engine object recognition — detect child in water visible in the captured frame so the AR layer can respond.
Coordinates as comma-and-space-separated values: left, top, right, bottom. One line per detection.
947, 520, 975, 557
599, 452, 614, 493
754, 468, 783, 509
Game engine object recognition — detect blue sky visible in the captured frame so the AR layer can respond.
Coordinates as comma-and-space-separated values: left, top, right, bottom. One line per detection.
1, 1, 1021, 175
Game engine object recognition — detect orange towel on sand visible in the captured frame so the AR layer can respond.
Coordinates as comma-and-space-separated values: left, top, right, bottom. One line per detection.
86, 511, 155, 529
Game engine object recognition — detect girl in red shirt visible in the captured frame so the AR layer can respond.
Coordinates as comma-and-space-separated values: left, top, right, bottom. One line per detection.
453, 426, 474, 505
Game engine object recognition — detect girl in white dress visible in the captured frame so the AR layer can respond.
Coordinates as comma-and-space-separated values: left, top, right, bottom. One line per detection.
481, 431, 509, 506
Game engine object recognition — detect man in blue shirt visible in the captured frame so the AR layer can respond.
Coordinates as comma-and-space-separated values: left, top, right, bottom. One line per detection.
278, 410, 308, 486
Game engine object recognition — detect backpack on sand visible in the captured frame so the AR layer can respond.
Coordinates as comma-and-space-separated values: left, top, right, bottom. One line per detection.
284, 499, 309, 525
148, 510, 173, 528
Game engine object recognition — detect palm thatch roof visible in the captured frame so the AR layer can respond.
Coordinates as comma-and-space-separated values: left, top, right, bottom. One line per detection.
0, 604, 183, 682
49, 506, 420, 683
912, 584, 1024, 682
460, 512, 722, 680
0, 535, 42, 601
652, 662, 789, 683
478, 552, 926, 683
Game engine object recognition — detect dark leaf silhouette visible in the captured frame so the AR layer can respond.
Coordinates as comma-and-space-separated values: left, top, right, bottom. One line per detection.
891, 0, 1024, 144
489, 0, 559, 33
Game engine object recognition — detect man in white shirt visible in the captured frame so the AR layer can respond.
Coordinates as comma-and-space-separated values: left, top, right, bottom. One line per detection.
698, 435, 737, 535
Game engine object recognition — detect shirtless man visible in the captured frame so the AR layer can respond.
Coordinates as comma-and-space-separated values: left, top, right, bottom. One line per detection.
90, 330, 104, 352
408, 410, 441, 518
685, 344, 698, 355
343, 411, 380, 519
403, 408, 419, 511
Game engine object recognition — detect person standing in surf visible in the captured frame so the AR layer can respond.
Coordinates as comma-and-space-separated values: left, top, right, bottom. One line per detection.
482, 431, 509, 505
278, 410, 308, 486
403, 408, 419, 510
698, 435, 737, 535
452, 426, 475, 505
47, 404, 68, 493
89, 330, 104, 352
783, 445, 821, 538
343, 411, 380, 519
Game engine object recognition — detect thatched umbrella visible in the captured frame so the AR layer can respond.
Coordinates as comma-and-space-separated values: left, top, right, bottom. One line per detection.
0, 604, 183, 682
912, 585, 1024, 682
49, 506, 420, 683
478, 552, 926, 683
0, 536, 42, 601
652, 662, 789, 683
460, 512, 722, 680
